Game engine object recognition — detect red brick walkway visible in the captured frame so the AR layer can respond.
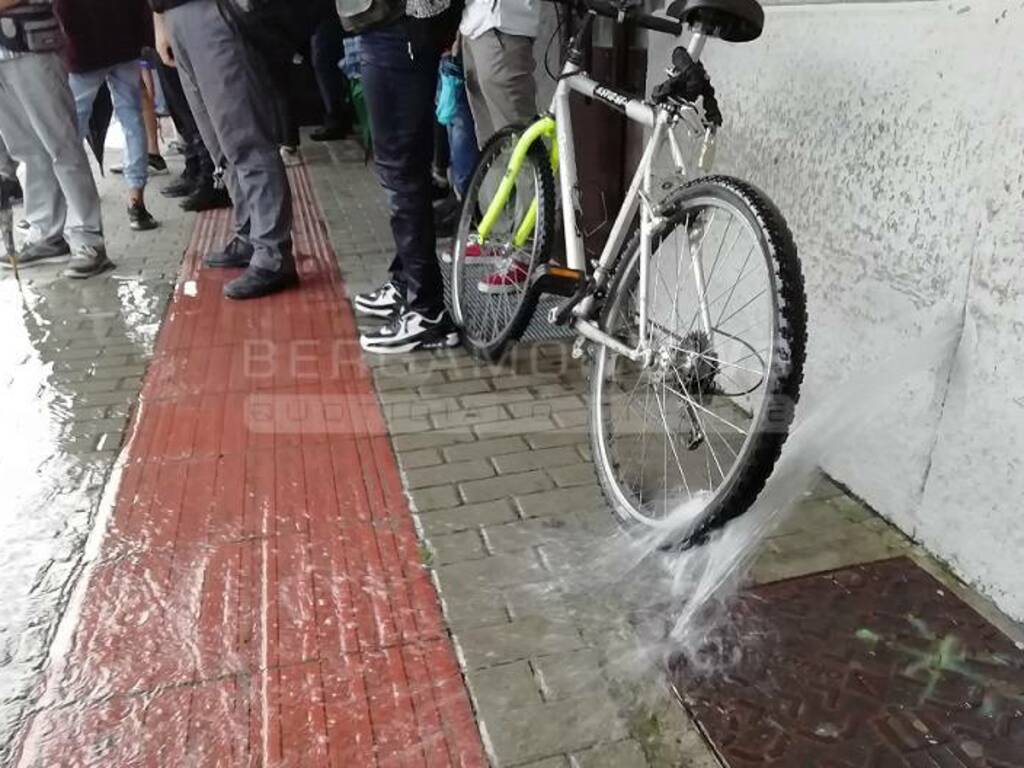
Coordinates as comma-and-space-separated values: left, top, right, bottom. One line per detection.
15, 166, 486, 768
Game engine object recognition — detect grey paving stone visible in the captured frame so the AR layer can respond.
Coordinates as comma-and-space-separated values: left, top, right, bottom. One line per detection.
493, 446, 585, 475
516, 486, 607, 519
404, 459, 494, 490
510, 758, 568, 768
407, 484, 460, 512
440, 588, 510, 630
415, 499, 518, 537
459, 388, 537, 409
420, 378, 494, 398
431, 405, 509, 430
532, 648, 605, 701
442, 436, 529, 464
467, 660, 543, 712
548, 463, 598, 488
481, 516, 582, 554
481, 691, 628, 767
428, 530, 488, 565
392, 428, 475, 452
525, 431, 590, 451
456, 616, 585, 669
570, 740, 647, 768
472, 415, 558, 438
435, 551, 549, 596
396, 448, 442, 470
460, 469, 554, 504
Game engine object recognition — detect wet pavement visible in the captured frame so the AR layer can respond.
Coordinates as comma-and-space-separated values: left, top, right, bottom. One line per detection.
0, 162, 191, 762
674, 557, 1024, 766
1, 139, 1022, 767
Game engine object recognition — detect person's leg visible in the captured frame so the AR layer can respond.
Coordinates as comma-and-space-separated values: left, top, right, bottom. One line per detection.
0, 54, 104, 260
139, 64, 162, 157
165, 0, 293, 293
108, 61, 160, 230
310, 14, 350, 137
360, 25, 444, 317
67, 68, 104, 139
0, 132, 17, 179
0, 61, 69, 256
448, 84, 479, 198
463, 31, 537, 145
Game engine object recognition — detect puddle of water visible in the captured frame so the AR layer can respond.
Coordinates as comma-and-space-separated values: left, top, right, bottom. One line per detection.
0, 273, 163, 764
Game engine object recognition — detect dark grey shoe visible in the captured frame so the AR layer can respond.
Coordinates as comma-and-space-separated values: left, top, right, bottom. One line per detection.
204, 237, 254, 268
223, 265, 298, 300
63, 245, 114, 279
0, 238, 71, 269
128, 202, 159, 231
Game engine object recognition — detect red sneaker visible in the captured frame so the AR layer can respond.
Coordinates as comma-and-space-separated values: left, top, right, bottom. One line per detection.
477, 259, 530, 294
441, 236, 502, 264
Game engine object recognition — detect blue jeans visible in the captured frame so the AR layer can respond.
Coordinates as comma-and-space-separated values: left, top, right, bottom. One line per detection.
439, 55, 479, 199
69, 61, 148, 192
361, 22, 444, 316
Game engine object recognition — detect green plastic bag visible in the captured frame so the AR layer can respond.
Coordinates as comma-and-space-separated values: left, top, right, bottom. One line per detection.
349, 77, 372, 152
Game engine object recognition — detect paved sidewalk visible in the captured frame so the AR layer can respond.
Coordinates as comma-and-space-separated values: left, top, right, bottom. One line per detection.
0, 151, 194, 760
303, 140, 1024, 768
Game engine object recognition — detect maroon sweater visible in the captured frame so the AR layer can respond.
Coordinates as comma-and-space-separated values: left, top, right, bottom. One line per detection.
53, 0, 154, 73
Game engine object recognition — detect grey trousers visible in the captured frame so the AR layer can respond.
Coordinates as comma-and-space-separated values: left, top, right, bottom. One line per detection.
164, 0, 293, 273
0, 53, 104, 250
0, 133, 16, 179
462, 30, 538, 146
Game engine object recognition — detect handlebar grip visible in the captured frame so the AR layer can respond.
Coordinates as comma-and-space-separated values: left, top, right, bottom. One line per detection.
582, 0, 683, 35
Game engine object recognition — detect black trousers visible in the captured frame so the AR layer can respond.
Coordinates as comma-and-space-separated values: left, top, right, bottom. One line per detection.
360, 22, 443, 316
310, 14, 351, 130
152, 53, 214, 176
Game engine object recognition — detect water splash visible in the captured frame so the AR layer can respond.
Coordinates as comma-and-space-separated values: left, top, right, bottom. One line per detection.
558, 306, 967, 679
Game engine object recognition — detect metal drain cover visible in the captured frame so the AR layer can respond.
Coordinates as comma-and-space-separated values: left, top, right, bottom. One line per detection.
671, 557, 1024, 767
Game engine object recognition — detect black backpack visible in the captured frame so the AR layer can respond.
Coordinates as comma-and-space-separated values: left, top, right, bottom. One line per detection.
216, 0, 335, 62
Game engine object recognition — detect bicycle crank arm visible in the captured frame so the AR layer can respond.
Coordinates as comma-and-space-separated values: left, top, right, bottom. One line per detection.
573, 319, 647, 363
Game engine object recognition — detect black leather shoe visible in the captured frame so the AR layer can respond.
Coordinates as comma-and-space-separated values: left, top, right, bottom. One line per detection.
204, 237, 254, 268
310, 123, 350, 142
162, 172, 199, 198
181, 182, 231, 212
223, 265, 298, 300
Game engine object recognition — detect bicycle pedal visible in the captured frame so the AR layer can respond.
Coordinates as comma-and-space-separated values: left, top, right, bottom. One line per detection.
528, 264, 585, 298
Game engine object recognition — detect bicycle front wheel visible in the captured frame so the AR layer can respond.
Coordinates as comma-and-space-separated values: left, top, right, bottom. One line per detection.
450, 125, 555, 362
589, 176, 807, 544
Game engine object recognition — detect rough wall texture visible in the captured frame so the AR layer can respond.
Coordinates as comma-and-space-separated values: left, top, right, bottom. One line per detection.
648, 1, 1024, 619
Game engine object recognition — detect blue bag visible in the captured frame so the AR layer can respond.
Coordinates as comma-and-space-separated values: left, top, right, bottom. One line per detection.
436, 55, 465, 127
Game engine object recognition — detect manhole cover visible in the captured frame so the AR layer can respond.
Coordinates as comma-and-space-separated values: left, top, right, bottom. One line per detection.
671, 557, 1024, 767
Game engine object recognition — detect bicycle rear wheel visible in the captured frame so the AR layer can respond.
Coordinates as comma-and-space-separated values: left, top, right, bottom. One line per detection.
450, 125, 556, 362
589, 176, 807, 545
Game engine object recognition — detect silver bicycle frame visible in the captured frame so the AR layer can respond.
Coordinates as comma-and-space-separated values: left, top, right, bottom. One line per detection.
551, 31, 712, 362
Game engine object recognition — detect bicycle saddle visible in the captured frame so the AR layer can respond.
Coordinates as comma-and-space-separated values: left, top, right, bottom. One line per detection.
665, 0, 763, 42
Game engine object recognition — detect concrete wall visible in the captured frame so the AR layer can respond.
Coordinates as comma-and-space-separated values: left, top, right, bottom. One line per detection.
648, 1, 1024, 619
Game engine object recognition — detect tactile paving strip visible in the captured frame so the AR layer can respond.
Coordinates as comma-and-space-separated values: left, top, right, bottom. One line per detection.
671, 557, 1024, 767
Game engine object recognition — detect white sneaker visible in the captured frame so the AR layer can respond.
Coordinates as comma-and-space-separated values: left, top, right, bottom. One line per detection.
354, 280, 402, 318
360, 309, 459, 355
280, 146, 302, 167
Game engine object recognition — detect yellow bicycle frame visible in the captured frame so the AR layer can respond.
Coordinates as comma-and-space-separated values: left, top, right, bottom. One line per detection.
475, 116, 559, 249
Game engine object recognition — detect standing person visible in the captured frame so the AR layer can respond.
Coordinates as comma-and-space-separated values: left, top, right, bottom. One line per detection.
0, 0, 113, 278
349, 0, 462, 353
151, 0, 296, 300
138, 58, 169, 173
309, 12, 352, 142
151, 52, 230, 210
460, 0, 538, 144
56, 0, 161, 231
459, 0, 539, 293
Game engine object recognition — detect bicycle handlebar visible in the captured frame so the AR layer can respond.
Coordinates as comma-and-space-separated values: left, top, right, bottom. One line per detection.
547, 0, 684, 36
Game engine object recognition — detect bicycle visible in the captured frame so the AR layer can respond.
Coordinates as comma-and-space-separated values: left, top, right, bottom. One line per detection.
448, 0, 807, 546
